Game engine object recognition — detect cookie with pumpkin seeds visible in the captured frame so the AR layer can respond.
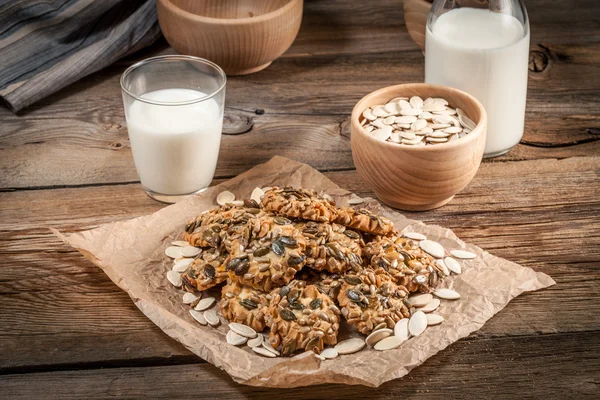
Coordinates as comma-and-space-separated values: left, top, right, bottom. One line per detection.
225, 215, 308, 292
337, 268, 410, 335
334, 207, 397, 236
181, 248, 229, 292
261, 187, 338, 223
363, 236, 444, 293
266, 280, 340, 355
299, 221, 365, 274
219, 279, 270, 332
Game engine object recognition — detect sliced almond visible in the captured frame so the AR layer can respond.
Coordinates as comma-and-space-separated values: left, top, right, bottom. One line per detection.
394, 318, 410, 340
418, 298, 441, 313
166, 270, 182, 287
165, 246, 182, 259
433, 288, 461, 300
253, 346, 277, 358
203, 308, 220, 327
320, 348, 339, 359
194, 297, 216, 311
189, 309, 207, 325
183, 292, 199, 305
444, 256, 462, 274
426, 314, 444, 326
408, 311, 427, 337
450, 250, 477, 259
334, 338, 365, 355
228, 322, 257, 339
374, 335, 405, 351
403, 232, 426, 241
407, 293, 433, 308
226, 330, 248, 346
366, 328, 393, 347
419, 240, 445, 259
247, 334, 264, 348
216, 190, 235, 206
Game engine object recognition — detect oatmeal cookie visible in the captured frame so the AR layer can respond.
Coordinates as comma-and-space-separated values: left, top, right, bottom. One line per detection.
266, 281, 340, 355
225, 215, 307, 292
219, 279, 270, 332
299, 221, 364, 274
363, 236, 444, 293
261, 187, 338, 223
181, 248, 228, 292
337, 268, 410, 335
334, 207, 397, 236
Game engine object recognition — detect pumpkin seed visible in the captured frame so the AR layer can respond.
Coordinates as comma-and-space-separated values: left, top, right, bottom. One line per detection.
183, 292, 199, 305
450, 250, 476, 259
253, 346, 277, 358
426, 314, 444, 326
344, 275, 361, 285
181, 246, 201, 258
419, 240, 445, 259
407, 293, 433, 308
253, 246, 270, 257
394, 318, 410, 340
408, 311, 427, 337
166, 270, 182, 287
347, 198, 364, 205
418, 298, 441, 313
280, 309, 297, 321
279, 236, 298, 248
189, 310, 207, 325
247, 333, 264, 348
240, 298, 258, 310
309, 298, 323, 309
228, 322, 257, 338
165, 246, 182, 259
226, 330, 248, 346
173, 258, 194, 272
171, 240, 188, 247
274, 216, 292, 225
436, 259, 450, 276
366, 328, 393, 348
433, 288, 461, 300
444, 256, 462, 274
334, 338, 365, 355
250, 187, 264, 203
262, 340, 280, 356
204, 308, 220, 326
403, 232, 427, 241
271, 240, 285, 256
216, 190, 235, 206
320, 348, 339, 359
374, 335, 405, 351
194, 297, 216, 311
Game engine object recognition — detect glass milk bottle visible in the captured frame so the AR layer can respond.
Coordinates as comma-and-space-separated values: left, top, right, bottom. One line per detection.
425, 0, 530, 157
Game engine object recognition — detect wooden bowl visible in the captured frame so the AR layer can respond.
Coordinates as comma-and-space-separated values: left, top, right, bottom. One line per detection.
351, 84, 487, 211
403, 0, 432, 52
157, 0, 303, 75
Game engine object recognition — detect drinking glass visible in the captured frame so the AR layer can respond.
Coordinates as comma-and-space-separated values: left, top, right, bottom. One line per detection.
120, 55, 226, 203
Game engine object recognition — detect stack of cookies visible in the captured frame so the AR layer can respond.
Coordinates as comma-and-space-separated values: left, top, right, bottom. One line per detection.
175, 187, 447, 356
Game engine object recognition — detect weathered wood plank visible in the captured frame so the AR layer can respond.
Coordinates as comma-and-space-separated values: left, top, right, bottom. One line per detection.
0, 331, 598, 399
0, 157, 598, 369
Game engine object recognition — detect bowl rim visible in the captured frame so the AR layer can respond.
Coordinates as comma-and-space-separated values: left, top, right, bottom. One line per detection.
159, 0, 301, 24
351, 83, 487, 152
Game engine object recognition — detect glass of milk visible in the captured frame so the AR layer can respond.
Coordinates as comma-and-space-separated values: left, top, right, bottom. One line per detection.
425, 0, 530, 158
120, 55, 226, 203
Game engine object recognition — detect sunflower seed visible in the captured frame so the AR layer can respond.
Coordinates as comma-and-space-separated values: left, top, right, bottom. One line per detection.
167, 270, 182, 287
194, 297, 216, 311
444, 256, 462, 274
253, 346, 277, 358
418, 298, 440, 313
407, 293, 433, 308
433, 288, 461, 300
165, 246, 182, 259
216, 190, 235, 205
320, 348, 339, 359
181, 246, 201, 258
226, 330, 248, 346
374, 335, 405, 351
419, 240, 445, 259
426, 314, 444, 326
334, 338, 365, 355
183, 292, 199, 304
394, 318, 410, 340
189, 309, 207, 325
450, 250, 476, 259
251, 187, 264, 203
173, 258, 194, 272
229, 322, 257, 338
247, 333, 264, 348
408, 311, 427, 337
366, 328, 393, 347
403, 231, 426, 241
204, 308, 220, 326
262, 340, 280, 356
171, 240, 188, 247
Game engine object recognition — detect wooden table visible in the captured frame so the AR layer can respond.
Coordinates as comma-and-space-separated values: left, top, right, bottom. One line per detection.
1, 0, 599, 398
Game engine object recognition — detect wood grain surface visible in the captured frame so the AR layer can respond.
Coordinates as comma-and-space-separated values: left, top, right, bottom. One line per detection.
0, 0, 599, 398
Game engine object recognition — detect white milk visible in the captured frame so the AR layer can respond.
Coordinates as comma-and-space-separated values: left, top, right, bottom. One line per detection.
126, 89, 223, 195
425, 8, 530, 157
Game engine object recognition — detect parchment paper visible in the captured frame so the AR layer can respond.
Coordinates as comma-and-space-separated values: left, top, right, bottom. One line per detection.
53, 156, 555, 388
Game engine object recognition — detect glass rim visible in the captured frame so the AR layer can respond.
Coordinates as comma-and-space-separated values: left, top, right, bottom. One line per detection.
120, 55, 227, 106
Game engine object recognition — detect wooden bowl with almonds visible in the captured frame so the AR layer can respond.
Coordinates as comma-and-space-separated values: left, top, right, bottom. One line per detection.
350, 83, 487, 211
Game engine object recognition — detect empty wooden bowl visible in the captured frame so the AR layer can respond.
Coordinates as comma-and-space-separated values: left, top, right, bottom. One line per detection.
351, 83, 487, 211
157, 0, 303, 75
